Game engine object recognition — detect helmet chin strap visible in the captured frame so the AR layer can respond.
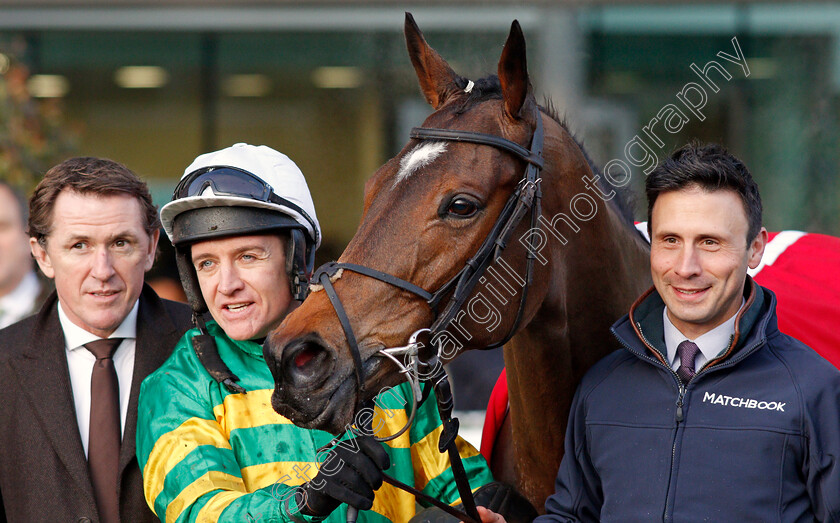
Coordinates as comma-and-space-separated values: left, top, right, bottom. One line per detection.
288, 228, 312, 301
190, 313, 247, 394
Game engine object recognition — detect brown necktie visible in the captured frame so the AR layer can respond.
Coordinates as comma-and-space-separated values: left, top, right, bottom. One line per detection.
85, 338, 123, 523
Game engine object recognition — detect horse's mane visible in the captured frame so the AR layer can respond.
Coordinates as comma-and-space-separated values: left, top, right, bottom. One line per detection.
454, 74, 637, 225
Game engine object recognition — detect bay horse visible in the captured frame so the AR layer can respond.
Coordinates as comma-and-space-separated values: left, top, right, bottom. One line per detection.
264, 14, 651, 509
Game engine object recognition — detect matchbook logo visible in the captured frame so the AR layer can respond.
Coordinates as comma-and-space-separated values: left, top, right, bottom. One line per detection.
703, 392, 785, 412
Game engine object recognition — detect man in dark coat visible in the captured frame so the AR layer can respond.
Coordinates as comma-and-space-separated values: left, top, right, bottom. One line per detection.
0, 157, 191, 523
477, 143, 840, 522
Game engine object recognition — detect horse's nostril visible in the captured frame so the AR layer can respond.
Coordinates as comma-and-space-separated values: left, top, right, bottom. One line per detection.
294, 347, 318, 369
283, 337, 334, 390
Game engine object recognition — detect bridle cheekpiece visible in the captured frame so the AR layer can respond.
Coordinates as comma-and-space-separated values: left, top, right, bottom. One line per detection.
308, 107, 545, 523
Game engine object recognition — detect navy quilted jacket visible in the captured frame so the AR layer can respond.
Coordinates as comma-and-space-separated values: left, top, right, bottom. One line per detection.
539, 279, 840, 522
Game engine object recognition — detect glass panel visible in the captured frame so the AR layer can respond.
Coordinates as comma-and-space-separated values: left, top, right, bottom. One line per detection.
37, 32, 203, 188
584, 6, 840, 234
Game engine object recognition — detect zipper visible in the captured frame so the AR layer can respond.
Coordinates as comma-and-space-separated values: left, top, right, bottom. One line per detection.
675, 384, 685, 422
619, 324, 688, 415
614, 286, 772, 520
620, 323, 767, 521
623, 323, 688, 522
663, 382, 686, 522
631, 322, 685, 387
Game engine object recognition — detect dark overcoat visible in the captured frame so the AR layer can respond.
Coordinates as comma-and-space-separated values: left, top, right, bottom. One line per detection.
0, 284, 191, 523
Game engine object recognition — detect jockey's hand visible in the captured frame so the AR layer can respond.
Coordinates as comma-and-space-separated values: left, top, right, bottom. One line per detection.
297, 435, 390, 517
462, 506, 508, 523
415, 482, 534, 523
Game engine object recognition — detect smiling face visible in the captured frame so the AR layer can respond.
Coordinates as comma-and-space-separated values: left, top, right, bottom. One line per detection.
650, 185, 767, 339
191, 234, 292, 341
30, 190, 159, 338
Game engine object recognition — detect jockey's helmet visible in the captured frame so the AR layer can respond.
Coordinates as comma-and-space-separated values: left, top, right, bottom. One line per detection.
161, 143, 321, 313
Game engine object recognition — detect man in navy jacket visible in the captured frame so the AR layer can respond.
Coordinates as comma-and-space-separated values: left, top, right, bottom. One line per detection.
477, 142, 840, 522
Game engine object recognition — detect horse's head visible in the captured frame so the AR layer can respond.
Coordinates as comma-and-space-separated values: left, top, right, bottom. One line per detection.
264, 14, 592, 433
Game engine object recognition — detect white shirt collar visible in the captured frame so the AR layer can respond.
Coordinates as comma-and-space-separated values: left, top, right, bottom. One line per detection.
58, 298, 139, 350
664, 298, 745, 370
0, 270, 40, 327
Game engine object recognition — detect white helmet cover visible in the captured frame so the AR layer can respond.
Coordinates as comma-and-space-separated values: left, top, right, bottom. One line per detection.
161, 143, 321, 249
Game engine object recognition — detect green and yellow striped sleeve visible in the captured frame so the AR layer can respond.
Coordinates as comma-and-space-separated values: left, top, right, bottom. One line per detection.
370, 382, 494, 513
137, 323, 494, 523
136, 333, 317, 523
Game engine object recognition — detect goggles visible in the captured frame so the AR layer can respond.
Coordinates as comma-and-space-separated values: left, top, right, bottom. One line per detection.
172, 164, 320, 246
174, 166, 275, 202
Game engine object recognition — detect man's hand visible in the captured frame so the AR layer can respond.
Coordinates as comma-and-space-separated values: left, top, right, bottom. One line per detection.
297, 435, 390, 517
461, 506, 508, 523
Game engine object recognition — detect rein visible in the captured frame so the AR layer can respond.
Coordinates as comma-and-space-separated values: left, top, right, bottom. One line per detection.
310, 109, 545, 523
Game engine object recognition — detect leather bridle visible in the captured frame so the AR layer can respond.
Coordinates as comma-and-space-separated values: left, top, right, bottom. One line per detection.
310, 108, 545, 523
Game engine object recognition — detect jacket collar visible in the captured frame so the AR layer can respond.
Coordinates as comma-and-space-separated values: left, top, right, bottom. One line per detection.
205, 319, 265, 358
612, 276, 777, 370
119, 284, 182, 479
10, 284, 179, 506
11, 291, 96, 506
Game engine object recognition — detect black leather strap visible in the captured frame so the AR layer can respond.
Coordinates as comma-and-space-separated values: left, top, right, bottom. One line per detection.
318, 270, 366, 397
308, 109, 546, 520
428, 112, 544, 343
381, 474, 479, 523
191, 313, 247, 394
336, 262, 434, 302
410, 127, 544, 169
431, 369, 481, 522
428, 183, 524, 336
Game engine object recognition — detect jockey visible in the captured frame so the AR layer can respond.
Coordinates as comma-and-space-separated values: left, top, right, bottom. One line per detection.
135, 143, 495, 522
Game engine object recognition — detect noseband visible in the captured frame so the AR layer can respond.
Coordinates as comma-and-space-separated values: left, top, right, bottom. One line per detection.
308, 109, 545, 523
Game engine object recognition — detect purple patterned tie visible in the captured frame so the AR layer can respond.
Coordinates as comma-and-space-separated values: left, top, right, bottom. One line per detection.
85, 338, 123, 523
677, 340, 700, 383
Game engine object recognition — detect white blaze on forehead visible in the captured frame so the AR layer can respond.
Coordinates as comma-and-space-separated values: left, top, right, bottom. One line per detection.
394, 142, 447, 187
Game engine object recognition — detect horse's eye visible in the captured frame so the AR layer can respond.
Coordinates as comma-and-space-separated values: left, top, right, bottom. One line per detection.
447, 197, 478, 217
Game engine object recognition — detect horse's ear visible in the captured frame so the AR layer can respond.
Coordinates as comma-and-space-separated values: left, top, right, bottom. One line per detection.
498, 20, 534, 119
405, 12, 460, 109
